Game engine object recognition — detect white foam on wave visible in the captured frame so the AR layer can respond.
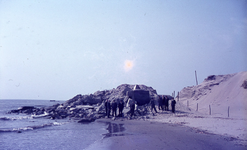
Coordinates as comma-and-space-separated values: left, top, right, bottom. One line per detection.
31, 112, 49, 118
0, 116, 33, 121
0, 121, 68, 133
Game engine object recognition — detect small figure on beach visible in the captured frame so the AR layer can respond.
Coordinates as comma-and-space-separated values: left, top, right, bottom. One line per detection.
158, 95, 163, 110
127, 96, 135, 118
161, 95, 165, 111
106, 100, 111, 118
104, 99, 108, 116
118, 100, 124, 117
111, 100, 117, 117
171, 99, 176, 113
164, 96, 169, 111
150, 98, 158, 114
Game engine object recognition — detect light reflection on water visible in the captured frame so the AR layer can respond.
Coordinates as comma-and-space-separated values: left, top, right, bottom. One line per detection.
103, 122, 127, 138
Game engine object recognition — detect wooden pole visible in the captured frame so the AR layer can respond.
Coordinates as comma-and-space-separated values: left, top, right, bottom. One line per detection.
228, 106, 230, 117
209, 105, 211, 115
187, 101, 189, 107
196, 103, 198, 111
195, 70, 198, 85
177, 92, 179, 101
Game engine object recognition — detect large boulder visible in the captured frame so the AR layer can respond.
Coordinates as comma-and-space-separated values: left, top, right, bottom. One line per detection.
242, 80, 247, 89
128, 89, 150, 106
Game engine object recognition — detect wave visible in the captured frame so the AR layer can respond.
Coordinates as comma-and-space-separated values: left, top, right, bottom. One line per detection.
0, 112, 49, 121
31, 112, 49, 118
0, 116, 33, 121
0, 122, 66, 133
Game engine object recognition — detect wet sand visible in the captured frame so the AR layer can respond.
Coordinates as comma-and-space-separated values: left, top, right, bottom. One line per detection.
85, 118, 246, 150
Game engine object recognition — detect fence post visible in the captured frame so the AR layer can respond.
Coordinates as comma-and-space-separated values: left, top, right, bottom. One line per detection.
209, 105, 211, 115
177, 92, 179, 101
228, 106, 230, 117
196, 103, 198, 111
187, 101, 189, 107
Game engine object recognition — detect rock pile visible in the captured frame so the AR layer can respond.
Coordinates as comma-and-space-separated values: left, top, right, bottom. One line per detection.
9, 84, 172, 122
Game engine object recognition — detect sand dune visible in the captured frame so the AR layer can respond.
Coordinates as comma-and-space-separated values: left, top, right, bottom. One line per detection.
150, 71, 247, 143
178, 71, 247, 119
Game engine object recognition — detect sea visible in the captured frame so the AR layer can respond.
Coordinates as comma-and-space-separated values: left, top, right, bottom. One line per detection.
0, 99, 113, 150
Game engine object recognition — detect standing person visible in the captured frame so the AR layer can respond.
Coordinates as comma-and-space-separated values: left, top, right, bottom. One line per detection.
171, 99, 176, 113
118, 100, 124, 117
111, 100, 117, 117
127, 96, 135, 118
150, 98, 158, 113
158, 95, 163, 110
104, 99, 108, 116
164, 96, 169, 111
106, 100, 111, 118
162, 95, 165, 111
130, 100, 135, 118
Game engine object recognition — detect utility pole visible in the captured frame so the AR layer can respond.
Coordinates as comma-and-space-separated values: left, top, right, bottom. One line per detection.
195, 70, 198, 85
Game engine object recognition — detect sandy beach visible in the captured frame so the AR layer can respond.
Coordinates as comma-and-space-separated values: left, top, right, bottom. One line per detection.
84, 72, 247, 150
85, 117, 246, 150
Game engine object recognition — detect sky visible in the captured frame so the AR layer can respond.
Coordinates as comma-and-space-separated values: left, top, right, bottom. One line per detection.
0, 0, 246, 100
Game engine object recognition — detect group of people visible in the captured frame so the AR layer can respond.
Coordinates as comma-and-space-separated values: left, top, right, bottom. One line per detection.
104, 95, 177, 118
158, 96, 170, 111
104, 99, 124, 118
150, 95, 177, 113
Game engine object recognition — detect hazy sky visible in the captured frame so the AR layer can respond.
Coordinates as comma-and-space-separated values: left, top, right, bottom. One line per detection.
0, 0, 246, 100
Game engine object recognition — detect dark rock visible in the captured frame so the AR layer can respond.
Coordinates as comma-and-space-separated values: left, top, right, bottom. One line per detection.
10, 106, 36, 114
78, 118, 95, 123
45, 103, 60, 113
128, 89, 150, 106
242, 80, 247, 89
18, 106, 35, 110
205, 75, 216, 81
0, 117, 11, 121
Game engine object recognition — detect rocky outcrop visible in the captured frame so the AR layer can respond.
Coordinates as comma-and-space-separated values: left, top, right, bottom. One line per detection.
63, 84, 158, 106
242, 80, 247, 89
178, 74, 234, 100
9, 84, 172, 122
10, 106, 45, 115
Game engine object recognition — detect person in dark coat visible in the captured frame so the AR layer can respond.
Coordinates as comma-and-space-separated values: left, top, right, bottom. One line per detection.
130, 101, 135, 117
111, 100, 117, 117
104, 99, 108, 116
162, 95, 165, 110
106, 100, 111, 118
164, 96, 169, 111
150, 98, 158, 113
118, 100, 124, 117
171, 99, 176, 113
158, 96, 163, 110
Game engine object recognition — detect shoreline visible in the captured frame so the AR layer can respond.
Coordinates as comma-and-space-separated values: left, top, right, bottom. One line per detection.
84, 117, 247, 150
149, 111, 247, 141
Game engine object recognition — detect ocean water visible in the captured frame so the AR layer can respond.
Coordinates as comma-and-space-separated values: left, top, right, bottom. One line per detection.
0, 100, 109, 150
